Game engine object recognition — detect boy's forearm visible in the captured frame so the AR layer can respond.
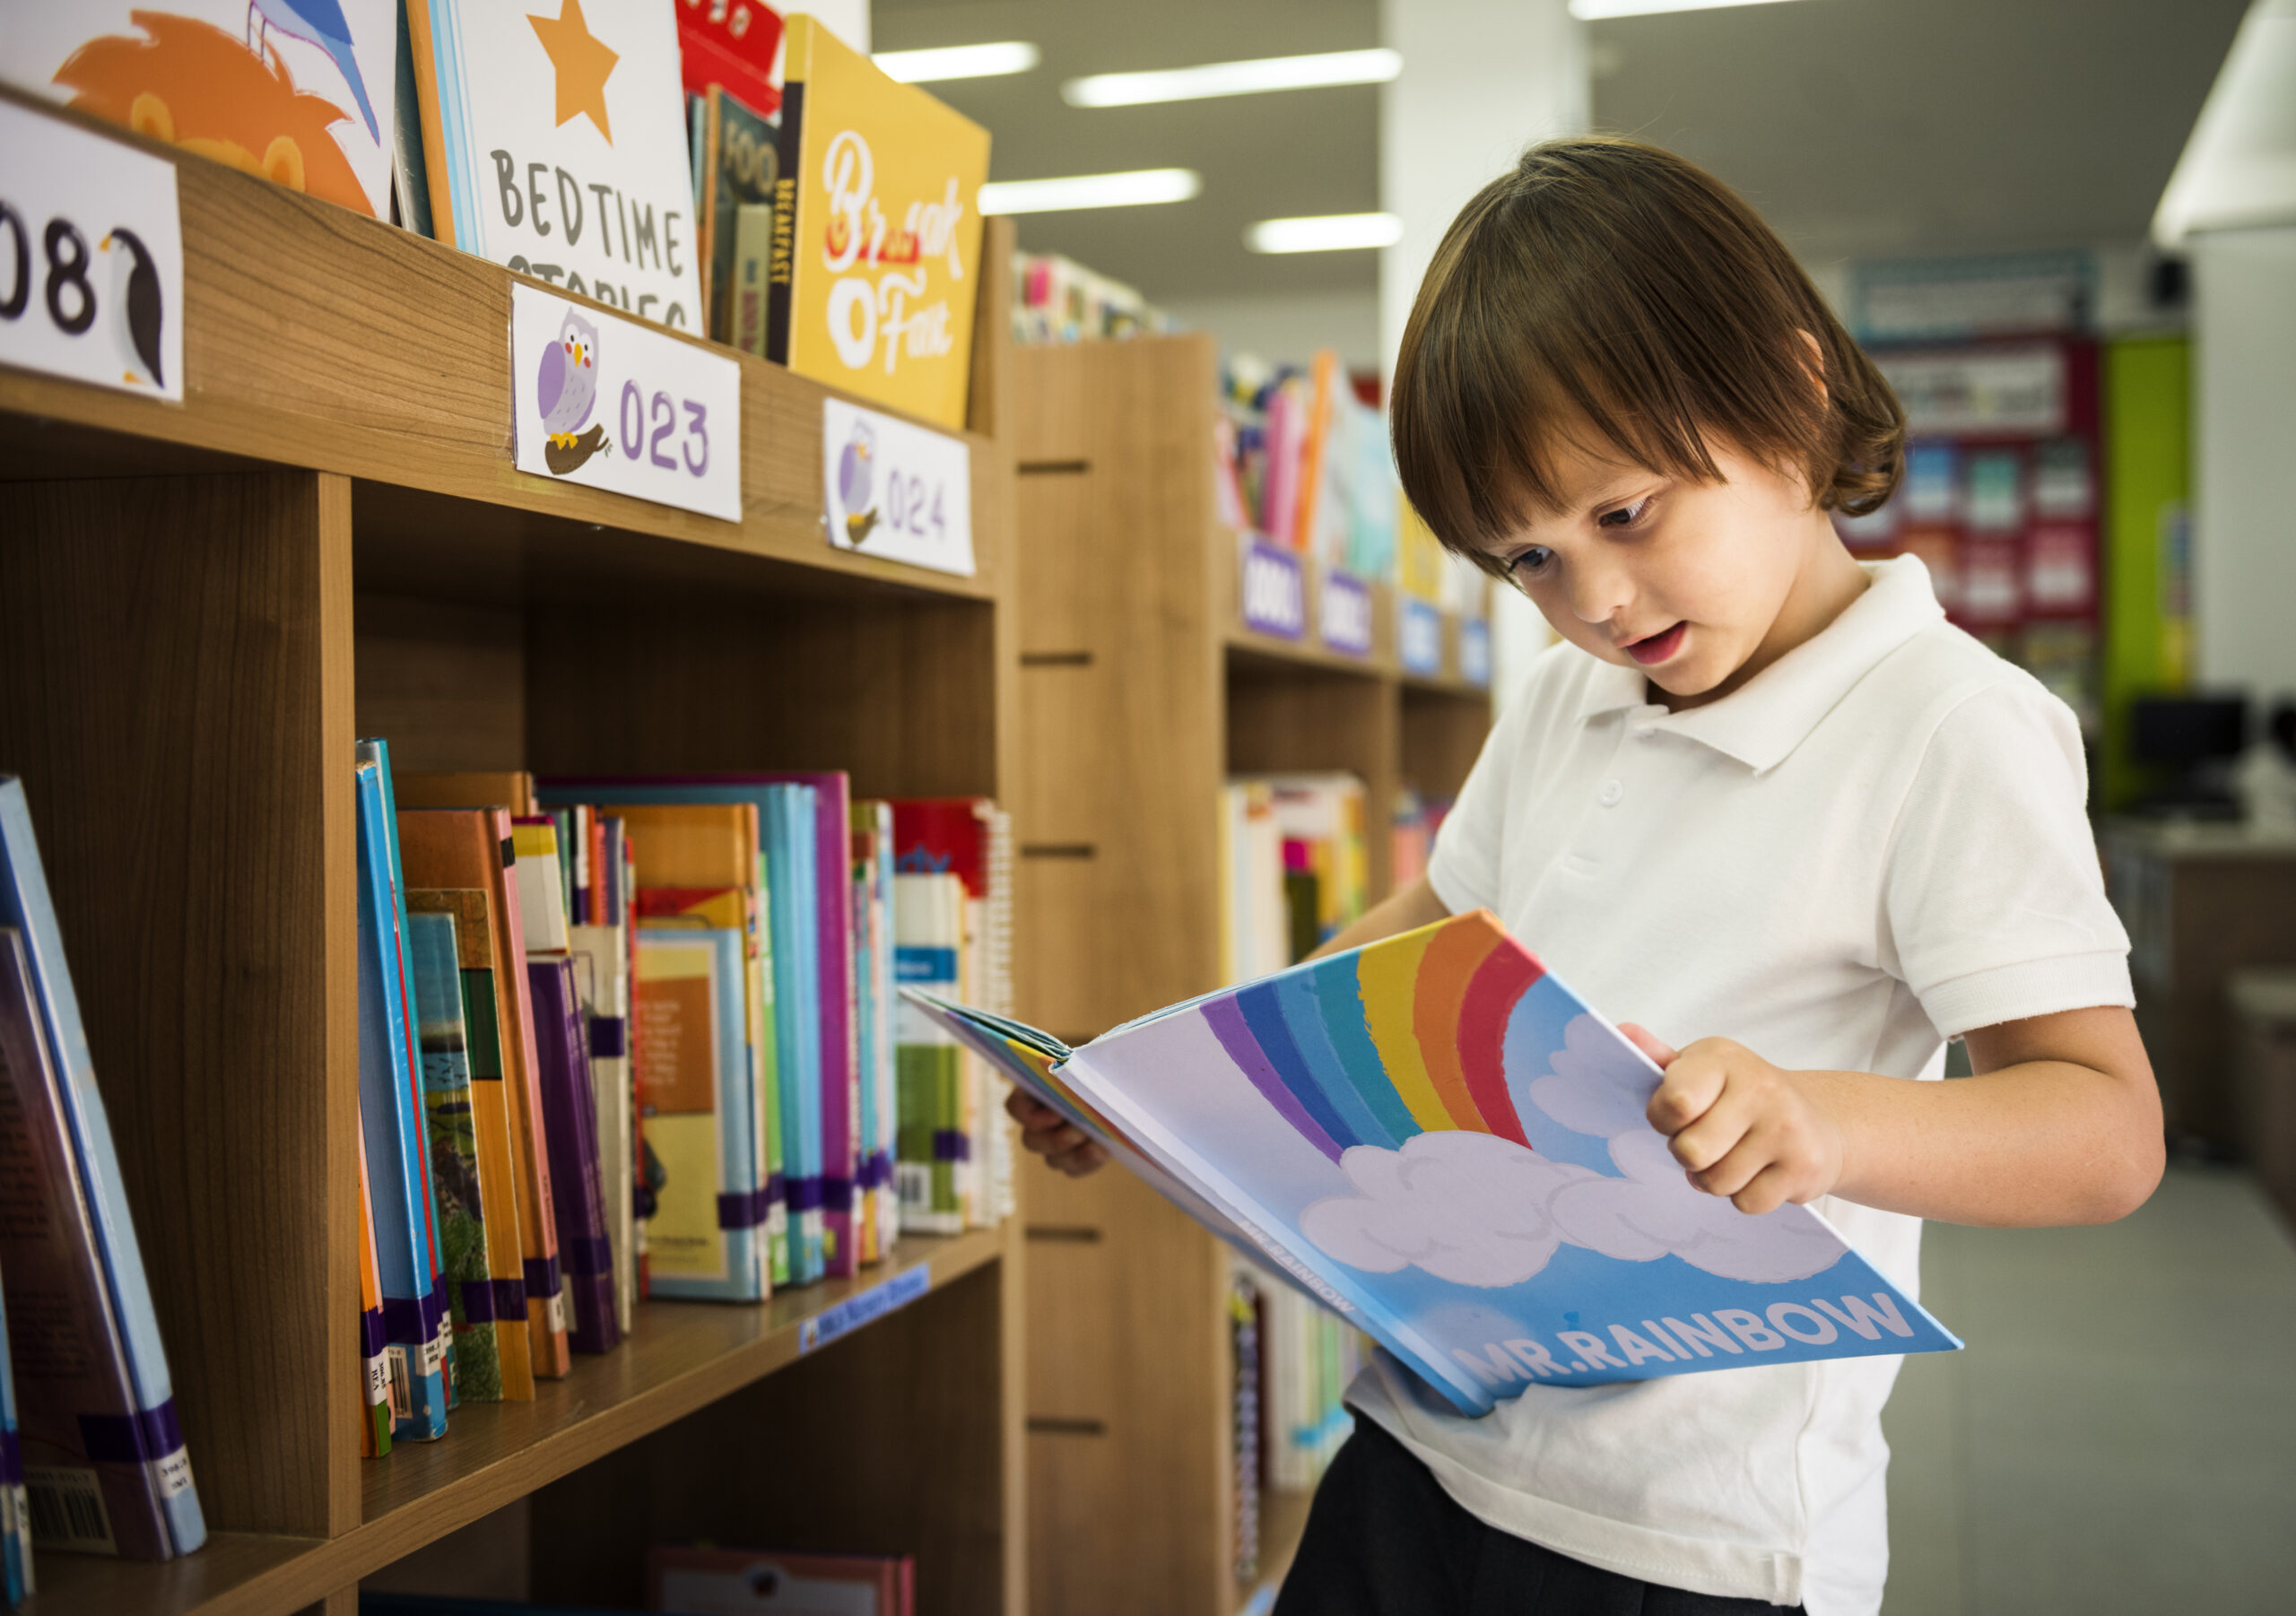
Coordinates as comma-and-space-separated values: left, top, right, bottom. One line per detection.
1308, 875, 1452, 960
1808, 1037, 2163, 1227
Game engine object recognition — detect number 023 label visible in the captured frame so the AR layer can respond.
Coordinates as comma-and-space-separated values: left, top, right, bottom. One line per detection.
510, 282, 742, 522
0, 99, 185, 404
822, 396, 975, 578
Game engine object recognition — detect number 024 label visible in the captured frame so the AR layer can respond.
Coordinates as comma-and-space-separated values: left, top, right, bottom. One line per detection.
510, 282, 742, 522
0, 99, 185, 404
822, 396, 975, 578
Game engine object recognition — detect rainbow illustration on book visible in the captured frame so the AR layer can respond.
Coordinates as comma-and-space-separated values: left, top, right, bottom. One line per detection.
908, 910, 1959, 1415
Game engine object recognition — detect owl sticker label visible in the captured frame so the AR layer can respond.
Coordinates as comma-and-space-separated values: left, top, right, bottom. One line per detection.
0, 99, 184, 404
822, 395, 974, 577
509, 282, 741, 522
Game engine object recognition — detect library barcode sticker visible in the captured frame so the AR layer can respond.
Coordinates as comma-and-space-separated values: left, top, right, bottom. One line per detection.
822, 397, 975, 576
1399, 598, 1443, 677
0, 98, 184, 404
509, 282, 743, 522
1320, 570, 1373, 657
799, 1262, 933, 1353
26, 1466, 115, 1553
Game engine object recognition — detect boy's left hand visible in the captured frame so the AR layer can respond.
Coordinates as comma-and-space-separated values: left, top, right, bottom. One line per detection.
1619, 1025, 1848, 1216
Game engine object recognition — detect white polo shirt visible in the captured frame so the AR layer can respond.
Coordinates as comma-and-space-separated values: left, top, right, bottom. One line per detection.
1350, 555, 2133, 1614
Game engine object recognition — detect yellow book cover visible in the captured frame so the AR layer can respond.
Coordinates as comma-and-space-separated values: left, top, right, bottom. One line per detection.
1397, 493, 1448, 602
768, 16, 990, 430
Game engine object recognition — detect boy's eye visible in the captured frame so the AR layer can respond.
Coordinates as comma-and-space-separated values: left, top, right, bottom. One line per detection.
1504, 545, 1555, 578
1597, 496, 1654, 529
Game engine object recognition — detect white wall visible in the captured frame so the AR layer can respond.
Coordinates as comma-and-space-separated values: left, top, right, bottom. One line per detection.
2191, 224, 2296, 702
1379, 0, 1585, 708
1159, 289, 1383, 372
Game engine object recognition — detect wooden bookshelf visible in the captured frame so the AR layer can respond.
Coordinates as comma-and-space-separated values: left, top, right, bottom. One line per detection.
0, 96, 1023, 1616
1008, 334, 1492, 1616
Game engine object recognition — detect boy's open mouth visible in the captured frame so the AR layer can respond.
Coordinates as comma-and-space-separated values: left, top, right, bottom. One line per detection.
1624, 622, 1688, 665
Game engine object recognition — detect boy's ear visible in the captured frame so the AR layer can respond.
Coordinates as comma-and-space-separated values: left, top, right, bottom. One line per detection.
1794, 329, 1830, 406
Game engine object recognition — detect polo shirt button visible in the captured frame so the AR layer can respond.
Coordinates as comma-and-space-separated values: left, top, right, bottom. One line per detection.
1599, 779, 1624, 806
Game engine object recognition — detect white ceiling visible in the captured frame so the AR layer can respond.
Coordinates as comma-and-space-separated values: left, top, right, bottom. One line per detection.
874, 0, 2252, 303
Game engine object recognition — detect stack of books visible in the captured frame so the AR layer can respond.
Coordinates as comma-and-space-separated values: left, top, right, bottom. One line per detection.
1235, 1259, 1365, 1497
1219, 776, 1370, 981
1010, 252, 1171, 345
350, 749, 1013, 1455
1215, 352, 1401, 587
11, 5, 988, 421
1389, 788, 1455, 892
0, 778, 209, 1582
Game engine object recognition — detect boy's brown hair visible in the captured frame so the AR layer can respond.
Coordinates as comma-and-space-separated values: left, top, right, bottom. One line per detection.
1391, 136, 1903, 576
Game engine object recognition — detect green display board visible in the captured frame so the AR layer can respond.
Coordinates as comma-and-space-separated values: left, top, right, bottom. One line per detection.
2102, 334, 2192, 809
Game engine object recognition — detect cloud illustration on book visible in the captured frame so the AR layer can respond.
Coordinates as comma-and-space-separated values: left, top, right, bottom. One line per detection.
1299, 1021, 1844, 1288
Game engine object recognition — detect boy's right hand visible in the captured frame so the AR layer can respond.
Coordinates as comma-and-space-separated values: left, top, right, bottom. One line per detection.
1006, 1089, 1109, 1177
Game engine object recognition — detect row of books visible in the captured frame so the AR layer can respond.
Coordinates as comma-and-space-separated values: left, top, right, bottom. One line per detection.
1229, 1257, 1364, 1584
361, 1541, 915, 1615
1215, 352, 1401, 587
0, 778, 209, 1588
13, 4, 990, 430
352, 749, 1013, 1455
1010, 252, 1172, 346
1389, 789, 1456, 892
1218, 776, 1371, 984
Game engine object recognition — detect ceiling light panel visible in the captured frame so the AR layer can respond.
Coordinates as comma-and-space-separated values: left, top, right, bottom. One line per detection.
1569, 0, 1804, 19
1063, 48, 1402, 109
1245, 213, 1405, 254
874, 41, 1040, 83
978, 169, 1204, 215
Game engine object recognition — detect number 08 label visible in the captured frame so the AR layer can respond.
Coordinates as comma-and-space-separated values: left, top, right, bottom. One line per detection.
510, 282, 742, 521
0, 99, 185, 404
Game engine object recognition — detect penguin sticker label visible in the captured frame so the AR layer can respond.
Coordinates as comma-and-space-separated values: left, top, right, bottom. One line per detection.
509, 282, 741, 522
0, 99, 184, 404
822, 395, 974, 578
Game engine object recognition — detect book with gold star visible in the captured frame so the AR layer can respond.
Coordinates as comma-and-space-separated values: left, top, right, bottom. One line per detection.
405, 0, 704, 334
767, 16, 991, 430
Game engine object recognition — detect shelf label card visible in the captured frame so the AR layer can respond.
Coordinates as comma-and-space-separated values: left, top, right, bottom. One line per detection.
1400, 598, 1444, 677
510, 282, 743, 522
1320, 570, 1373, 657
0, 100, 184, 404
798, 1261, 932, 1353
1460, 617, 1492, 687
1240, 537, 1306, 639
823, 395, 976, 576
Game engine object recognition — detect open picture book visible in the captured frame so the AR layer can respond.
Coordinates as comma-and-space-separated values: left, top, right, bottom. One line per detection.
903, 909, 1959, 1416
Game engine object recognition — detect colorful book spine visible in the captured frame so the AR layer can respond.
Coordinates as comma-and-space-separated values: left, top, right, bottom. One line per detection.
397, 810, 568, 1381
355, 1124, 393, 1458
404, 889, 535, 1400
355, 764, 450, 1443
361, 740, 459, 1407
408, 911, 507, 1401
568, 919, 636, 1338
633, 929, 767, 1300
527, 959, 622, 1352
851, 801, 900, 1260
0, 912, 199, 1560
0, 1250, 30, 1604
764, 789, 826, 1279
891, 871, 966, 1235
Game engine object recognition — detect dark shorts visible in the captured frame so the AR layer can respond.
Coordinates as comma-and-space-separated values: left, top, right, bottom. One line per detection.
1273, 1420, 1805, 1616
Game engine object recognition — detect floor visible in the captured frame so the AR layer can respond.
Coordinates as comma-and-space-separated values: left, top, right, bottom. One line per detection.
1880, 1163, 2296, 1614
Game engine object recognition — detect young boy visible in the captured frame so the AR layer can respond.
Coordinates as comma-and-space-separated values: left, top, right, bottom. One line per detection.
1011, 137, 2161, 1615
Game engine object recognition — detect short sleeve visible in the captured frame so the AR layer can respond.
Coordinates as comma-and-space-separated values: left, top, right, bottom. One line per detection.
1883, 679, 2134, 1037
1425, 687, 1527, 917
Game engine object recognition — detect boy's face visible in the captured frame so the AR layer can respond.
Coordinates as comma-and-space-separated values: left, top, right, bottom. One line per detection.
1483, 430, 1847, 708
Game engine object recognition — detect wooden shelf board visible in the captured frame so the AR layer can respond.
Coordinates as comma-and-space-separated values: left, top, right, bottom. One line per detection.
1222, 633, 1391, 682
1397, 671, 1494, 700
28, 1229, 1005, 1616
0, 90, 1003, 607
1237, 1486, 1315, 1615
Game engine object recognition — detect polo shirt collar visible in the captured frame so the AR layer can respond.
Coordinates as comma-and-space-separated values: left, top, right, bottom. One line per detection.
1581, 555, 1945, 772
